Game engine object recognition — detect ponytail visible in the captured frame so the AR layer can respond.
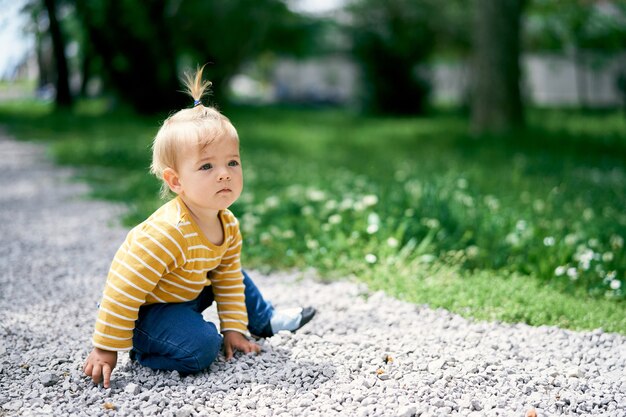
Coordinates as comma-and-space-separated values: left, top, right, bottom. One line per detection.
181, 64, 212, 108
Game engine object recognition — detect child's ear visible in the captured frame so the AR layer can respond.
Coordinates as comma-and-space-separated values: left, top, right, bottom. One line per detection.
163, 168, 182, 194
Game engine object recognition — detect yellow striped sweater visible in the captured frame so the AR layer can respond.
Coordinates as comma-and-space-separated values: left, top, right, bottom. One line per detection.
92, 196, 248, 351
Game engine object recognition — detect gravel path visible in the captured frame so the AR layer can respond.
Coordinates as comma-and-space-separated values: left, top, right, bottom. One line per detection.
0, 133, 625, 417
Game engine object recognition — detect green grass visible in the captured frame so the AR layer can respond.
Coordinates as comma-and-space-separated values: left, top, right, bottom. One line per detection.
0, 99, 624, 333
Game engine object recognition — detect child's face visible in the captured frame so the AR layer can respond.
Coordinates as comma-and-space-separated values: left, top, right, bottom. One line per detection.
173, 135, 243, 214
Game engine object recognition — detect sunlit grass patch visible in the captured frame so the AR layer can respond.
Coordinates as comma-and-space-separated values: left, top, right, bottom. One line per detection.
0, 100, 623, 333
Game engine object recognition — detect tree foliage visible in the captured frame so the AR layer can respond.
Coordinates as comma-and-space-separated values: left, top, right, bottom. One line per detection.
526, 0, 626, 54
63, 0, 320, 113
346, 0, 440, 115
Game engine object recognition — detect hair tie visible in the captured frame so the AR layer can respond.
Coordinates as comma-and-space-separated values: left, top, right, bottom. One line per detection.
193, 99, 202, 107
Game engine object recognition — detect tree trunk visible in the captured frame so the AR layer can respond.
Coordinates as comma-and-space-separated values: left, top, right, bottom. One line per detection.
79, 46, 92, 97
43, 0, 72, 109
470, 0, 525, 134
35, 32, 53, 90
75, 0, 183, 114
574, 49, 589, 109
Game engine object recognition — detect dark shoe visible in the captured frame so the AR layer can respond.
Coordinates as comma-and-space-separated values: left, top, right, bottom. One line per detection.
296, 307, 316, 331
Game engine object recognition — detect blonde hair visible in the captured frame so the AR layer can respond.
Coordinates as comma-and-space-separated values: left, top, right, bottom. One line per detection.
150, 65, 239, 198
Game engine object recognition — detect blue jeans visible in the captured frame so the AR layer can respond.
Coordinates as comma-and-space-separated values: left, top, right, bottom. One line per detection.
131, 271, 274, 373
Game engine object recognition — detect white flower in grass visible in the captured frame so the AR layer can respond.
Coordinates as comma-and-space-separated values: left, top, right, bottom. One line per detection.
565, 234, 578, 246
306, 189, 326, 202
325, 200, 338, 210
577, 248, 594, 271
484, 195, 500, 210
610, 279, 621, 290
567, 267, 578, 280
506, 233, 520, 246
543, 237, 555, 247
602, 252, 614, 262
339, 198, 354, 211
365, 253, 377, 264
419, 254, 436, 263
367, 224, 379, 234
387, 237, 399, 248
367, 213, 380, 234
328, 214, 342, 225
362, 194, 379, 207
466, 245, 479, 259
306, 239, 319, 249
610, 235, 624, 249
283, 230, 295, 239
422, 218, 440, 229
554, 266, 566, 276
302, 206, 314, 216
264, 196, 280, 208
260, 232, 272, 243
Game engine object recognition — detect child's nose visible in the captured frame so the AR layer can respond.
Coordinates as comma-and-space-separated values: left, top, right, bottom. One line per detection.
218, 169, 231, 181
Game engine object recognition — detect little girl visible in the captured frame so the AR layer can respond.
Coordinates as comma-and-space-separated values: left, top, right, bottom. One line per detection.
83, 66, 315, 388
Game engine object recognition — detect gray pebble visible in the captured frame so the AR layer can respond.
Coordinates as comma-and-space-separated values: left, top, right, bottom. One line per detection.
471, 400, 483, 411
124, 382, 140, 395
40, 372, 59, 387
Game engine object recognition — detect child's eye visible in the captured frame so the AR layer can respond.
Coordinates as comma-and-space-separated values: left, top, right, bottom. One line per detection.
228, 160, 240, 167
199, 163, 213, 170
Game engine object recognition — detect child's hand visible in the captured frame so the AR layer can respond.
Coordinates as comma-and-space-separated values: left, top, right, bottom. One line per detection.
223, 331, 261, 361
83, 347, 118, 388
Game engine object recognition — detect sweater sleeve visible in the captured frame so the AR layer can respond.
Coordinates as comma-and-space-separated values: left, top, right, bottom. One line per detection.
92, 220, 186, 351
210, 217, 249, 336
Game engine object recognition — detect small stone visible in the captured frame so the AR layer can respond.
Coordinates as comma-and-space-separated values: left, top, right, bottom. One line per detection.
397, 406, 416, 417
526, 408, 537, 417
362, 378, 376, 389
40, 372, 59, 387
378, 373, 390, 381
176, 406, 194, 417
2, 400, 23, 411
428, 359, 445, 373
471, 400, 483, 411
566, 367, 582, 378
361, 396, 376, 406
144, 404, 160, 415
124, 382, 140, 395
150, 393, 163, 405
103, 402, 116, 410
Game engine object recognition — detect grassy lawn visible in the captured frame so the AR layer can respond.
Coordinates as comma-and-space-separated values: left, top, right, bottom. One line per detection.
1, 99, 624, 333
